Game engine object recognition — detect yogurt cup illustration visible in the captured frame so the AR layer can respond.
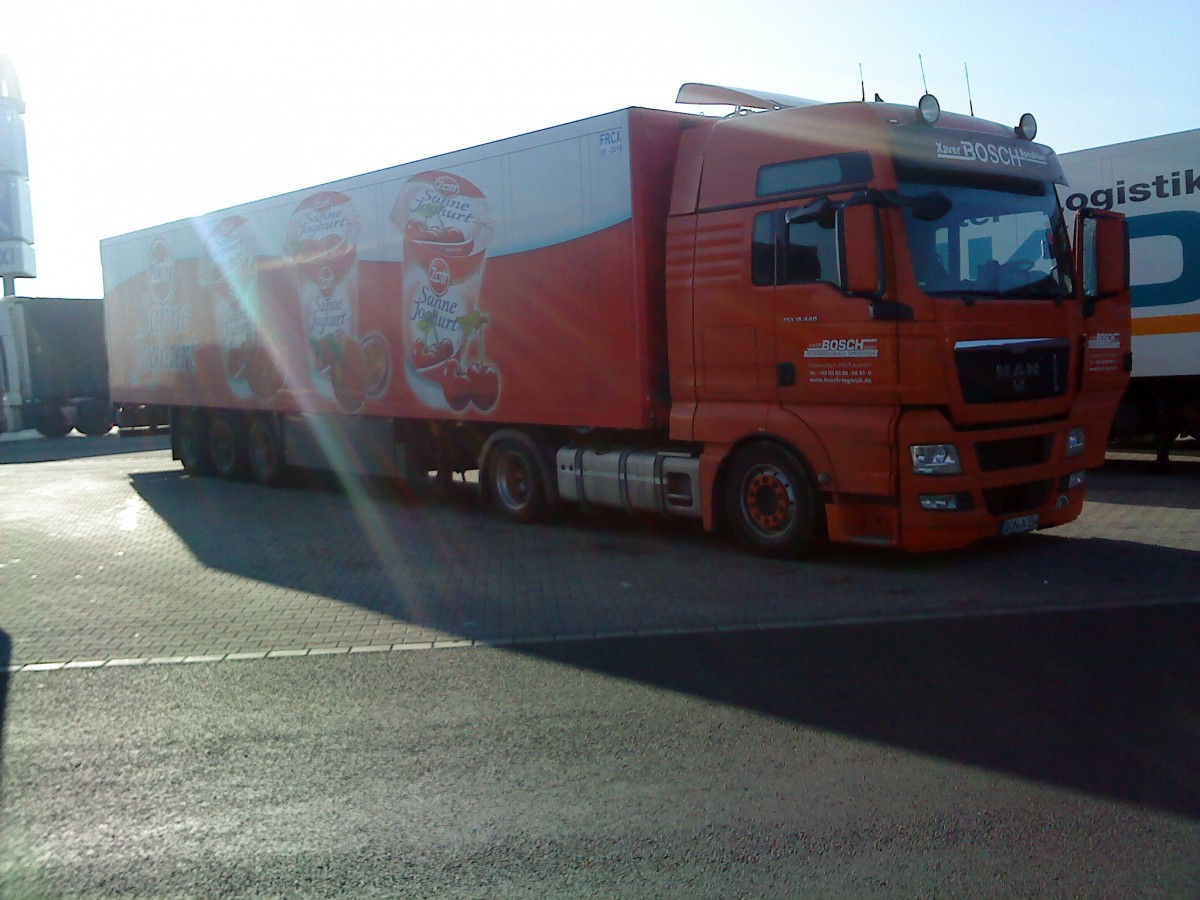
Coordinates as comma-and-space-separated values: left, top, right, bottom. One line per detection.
200, 216, 273, 399
286, 191, 362, 407
391, 171, 499, 411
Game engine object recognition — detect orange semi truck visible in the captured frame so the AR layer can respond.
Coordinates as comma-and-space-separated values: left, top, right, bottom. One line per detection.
100, 83, 1131, 556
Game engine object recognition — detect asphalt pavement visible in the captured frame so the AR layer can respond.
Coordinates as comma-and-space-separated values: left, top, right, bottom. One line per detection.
1, 434, 1198, 896
2, 434, 1198, 671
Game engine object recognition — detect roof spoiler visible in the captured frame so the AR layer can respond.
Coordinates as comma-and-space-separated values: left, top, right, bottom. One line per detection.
675, 82, 823, 112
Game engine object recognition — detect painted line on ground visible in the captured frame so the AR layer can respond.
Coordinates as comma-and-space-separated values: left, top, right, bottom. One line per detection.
5, 595, 1195, 675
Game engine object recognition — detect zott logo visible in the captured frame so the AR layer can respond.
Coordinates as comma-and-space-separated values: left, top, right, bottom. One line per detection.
428, 257, 451, 296
434, 175, 461, 198
148, 237, 175, 303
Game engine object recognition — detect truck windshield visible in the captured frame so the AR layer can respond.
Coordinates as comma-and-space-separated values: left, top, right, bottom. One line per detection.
898, 178, 1073, 300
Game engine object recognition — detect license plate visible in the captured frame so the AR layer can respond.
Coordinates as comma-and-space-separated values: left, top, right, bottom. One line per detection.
1001, 513, 1039, 536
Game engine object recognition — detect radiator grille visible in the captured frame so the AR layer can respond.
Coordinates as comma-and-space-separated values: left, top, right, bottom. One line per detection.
955, 339, 1070, 404
975, 434, 1053, 472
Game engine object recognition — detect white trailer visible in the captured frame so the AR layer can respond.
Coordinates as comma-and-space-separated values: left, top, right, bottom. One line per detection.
1060, 129, 1200, 459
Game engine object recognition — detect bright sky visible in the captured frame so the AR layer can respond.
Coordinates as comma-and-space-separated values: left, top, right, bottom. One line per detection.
5, 0, 1199, 298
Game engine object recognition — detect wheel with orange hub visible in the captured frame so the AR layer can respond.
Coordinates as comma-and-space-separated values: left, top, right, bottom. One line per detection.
725, 443, 825, 558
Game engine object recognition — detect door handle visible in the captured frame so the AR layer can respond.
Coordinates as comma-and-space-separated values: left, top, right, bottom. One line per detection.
777, 362, 796, 387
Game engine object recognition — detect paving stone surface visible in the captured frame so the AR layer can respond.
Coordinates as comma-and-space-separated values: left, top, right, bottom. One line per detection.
2, 433, 1198, 670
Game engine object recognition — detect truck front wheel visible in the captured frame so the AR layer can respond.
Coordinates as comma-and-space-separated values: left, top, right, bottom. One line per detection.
724, 443, 825, 558
485, 440, 547, 524
209, 412, 249, 480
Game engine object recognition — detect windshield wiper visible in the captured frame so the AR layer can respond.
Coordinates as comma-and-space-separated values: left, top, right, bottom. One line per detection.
923, 289, 995, 306
995, 274, 1068, 303
926, 286, 1066, 305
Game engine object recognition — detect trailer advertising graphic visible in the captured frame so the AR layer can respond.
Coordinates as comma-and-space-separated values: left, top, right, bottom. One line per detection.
127, 237, 200, 390
103, 111, 647, 428
392, 171, 499, 412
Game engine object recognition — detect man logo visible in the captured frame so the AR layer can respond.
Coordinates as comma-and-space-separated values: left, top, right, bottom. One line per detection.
997, 362, 1039, 393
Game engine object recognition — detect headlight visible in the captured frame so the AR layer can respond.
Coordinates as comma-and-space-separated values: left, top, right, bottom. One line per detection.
910, 443, 962, 475
1066, 427, 1086, 458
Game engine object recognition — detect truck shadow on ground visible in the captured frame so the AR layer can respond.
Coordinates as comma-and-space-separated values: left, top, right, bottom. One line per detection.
124, 465, 1200, 821
516, 605, 1200, 821
128, 461, 1200, 631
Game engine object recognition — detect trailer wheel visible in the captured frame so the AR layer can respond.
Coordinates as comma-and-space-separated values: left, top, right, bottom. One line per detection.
209, 412, 249, 480
35, 406, 72, 439
176, 412, 214, 476
485, 440, 546, 523
247, 416, 287, 487
76, 401, 115, 437
724, 443, 825, 558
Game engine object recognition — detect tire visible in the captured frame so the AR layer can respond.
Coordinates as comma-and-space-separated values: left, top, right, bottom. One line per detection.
76, 401, 115, 437
208, 412, 249, 480
176, 412, 214, 476
485, 439, 547, 524
247, 416, 287, 487
724, 443, 825, 558
35, 406, 72, 438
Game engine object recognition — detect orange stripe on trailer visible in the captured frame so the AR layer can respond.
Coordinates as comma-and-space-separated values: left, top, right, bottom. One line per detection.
1132, 314, 1200, 336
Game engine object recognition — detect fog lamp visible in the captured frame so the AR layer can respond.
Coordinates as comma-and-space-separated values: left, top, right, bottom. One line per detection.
920, 494, 960, 511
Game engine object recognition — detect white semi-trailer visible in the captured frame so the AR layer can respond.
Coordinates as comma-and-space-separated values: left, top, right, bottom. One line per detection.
1061, 129, 1199, 460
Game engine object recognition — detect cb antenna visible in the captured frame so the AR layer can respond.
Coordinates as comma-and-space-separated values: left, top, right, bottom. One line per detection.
919, 54, 928, 93
964, 62, 975, 116
859, 63, 866, 102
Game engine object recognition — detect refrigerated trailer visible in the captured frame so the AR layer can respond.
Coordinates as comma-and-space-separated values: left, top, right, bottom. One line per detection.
100, 84, 1130, 556
1060, 128, 1199, 460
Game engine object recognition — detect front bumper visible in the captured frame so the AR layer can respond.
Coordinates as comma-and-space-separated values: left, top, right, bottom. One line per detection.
891, 406, 1100, 552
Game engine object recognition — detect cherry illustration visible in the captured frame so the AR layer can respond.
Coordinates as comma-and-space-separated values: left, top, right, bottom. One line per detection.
442, 362, 473, 411
467, 363, 499, 410
412, 338, 454, 370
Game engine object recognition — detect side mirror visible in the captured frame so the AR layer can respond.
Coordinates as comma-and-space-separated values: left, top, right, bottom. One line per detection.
838, 203, 883, 297
1077, 209, 1129, 300
787, 197, 833, 225
910, 191, 952, 222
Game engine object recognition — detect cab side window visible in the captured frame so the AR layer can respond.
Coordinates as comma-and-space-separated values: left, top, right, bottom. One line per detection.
785, 218, 839, 284
751, 212, 776, 285
752, 211, 843, 288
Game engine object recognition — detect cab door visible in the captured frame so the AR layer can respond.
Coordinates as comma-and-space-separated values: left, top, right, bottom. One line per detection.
690, 205, 779, 407
766, 202, 899, 405
764, 201, 901, 496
